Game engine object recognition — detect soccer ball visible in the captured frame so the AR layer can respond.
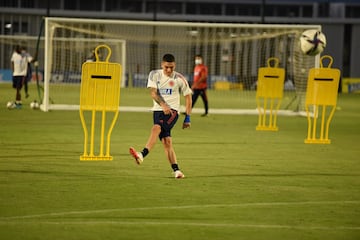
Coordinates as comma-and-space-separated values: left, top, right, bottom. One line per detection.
30, 101, 40, 109
300, 29, 326, 56
6, 101, 15, 109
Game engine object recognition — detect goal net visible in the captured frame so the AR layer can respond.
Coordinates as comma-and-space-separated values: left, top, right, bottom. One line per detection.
43, 17, 321, 113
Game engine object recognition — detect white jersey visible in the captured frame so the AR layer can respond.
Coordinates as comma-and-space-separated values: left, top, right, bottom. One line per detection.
147, 69, 192, 112
11, 51, 27, 76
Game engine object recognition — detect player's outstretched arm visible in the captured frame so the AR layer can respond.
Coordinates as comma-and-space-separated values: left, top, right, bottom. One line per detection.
182, 94, 192, 129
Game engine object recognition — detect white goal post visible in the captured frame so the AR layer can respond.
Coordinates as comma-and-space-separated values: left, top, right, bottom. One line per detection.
43, 17, 321, 112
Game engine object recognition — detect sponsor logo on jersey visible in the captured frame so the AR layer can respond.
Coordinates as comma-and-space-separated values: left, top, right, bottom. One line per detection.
159, 89, 173, 95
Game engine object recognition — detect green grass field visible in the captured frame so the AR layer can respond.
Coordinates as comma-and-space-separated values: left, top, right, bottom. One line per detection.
0, 83, 360, 240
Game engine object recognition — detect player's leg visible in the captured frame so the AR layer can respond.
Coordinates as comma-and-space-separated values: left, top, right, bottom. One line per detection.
200, 89, 209, 115
160, 112, 184, 178
162, 136, 176, 165
161, 136, 184, 178
191, 89, 200, 108
145, 124, 161, 151
24, 78, 29, 98
130, 124, 161, 164
130, 111, 162, 164
14, 76, 23, 108
24, 66, 31, 98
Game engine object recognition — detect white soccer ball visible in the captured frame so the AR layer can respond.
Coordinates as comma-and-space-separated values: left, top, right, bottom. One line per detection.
30, 101, 40, 109
6, 101, 15, 109
300, 29, 326, 56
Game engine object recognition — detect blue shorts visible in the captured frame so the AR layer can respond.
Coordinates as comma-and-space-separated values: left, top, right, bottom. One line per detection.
12, 76, 25, 89
153, 110, 179, 140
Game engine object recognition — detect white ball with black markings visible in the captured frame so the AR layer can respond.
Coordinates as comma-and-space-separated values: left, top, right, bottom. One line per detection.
6, 101, 15, 109
30, 101, 40, 109
300, 29, 326, 56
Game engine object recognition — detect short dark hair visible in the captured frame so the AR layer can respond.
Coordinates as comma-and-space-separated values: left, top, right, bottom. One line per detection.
195, 54, 203, 58
162, 53, 175, 62
14, 45, 21, 53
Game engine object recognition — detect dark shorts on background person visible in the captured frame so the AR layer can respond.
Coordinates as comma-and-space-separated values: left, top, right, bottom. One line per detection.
153, 110, 179, 140
12, 76, 24, 89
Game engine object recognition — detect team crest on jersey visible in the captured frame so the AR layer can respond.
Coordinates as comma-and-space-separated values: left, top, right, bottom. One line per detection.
169, 80, 175, 87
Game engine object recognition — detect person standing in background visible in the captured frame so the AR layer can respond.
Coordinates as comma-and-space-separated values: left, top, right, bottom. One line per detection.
191, 54, 209, 116
10, 45, 27, 109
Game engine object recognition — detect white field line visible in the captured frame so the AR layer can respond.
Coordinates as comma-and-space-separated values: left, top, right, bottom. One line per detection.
0, 200, 359, 221
1, 221, 360, 230
48, 105, 309, 116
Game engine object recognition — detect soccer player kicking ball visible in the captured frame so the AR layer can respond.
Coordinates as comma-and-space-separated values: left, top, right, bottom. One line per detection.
130, 54, 192, 179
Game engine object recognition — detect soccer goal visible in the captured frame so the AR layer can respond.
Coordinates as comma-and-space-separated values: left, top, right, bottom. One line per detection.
43, 17, 321, 112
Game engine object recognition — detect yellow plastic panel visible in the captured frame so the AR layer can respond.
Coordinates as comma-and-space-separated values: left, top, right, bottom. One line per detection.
79, 45, 122, 160
256, 58, 285, 131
